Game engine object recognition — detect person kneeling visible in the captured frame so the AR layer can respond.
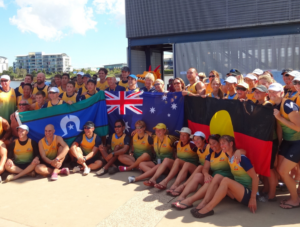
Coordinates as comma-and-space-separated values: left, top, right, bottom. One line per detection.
35, 124, 70, 181
70, 121, 103, 176
4, 125, 40, 182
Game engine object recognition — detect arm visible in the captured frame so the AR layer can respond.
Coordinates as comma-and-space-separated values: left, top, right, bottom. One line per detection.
247, 168, 259, 213
56, 136, 69, 160
84, 146, 99, 160
38, 140, 52, 164
196, 81, 206, 96
202, 159, 213, 183
1, 118, 11, 143
276, 121, 283, 147
233, 149, 246, 164
113, 145, 130, 156
0, 142, 7, 171
274, 110, 300, 132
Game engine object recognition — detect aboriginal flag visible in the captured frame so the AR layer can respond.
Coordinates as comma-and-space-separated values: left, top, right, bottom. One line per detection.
185, 97, 274, 176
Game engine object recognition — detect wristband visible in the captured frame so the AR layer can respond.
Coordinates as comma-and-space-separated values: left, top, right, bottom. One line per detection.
83, 156, 86, 161
112, 152, 115, 157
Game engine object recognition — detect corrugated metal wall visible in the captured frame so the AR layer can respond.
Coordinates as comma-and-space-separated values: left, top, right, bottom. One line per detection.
130, 50, 146, 75
175, 34, 300, 83
126, 0, 300, 38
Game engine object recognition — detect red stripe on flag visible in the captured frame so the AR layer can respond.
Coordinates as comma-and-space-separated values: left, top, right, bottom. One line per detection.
188, 120, 271, 176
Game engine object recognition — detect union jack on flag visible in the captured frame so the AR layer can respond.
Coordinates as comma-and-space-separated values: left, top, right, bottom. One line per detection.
105, 91, 143, 115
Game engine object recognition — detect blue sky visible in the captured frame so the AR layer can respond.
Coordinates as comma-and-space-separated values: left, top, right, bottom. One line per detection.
0, 0, 127, 69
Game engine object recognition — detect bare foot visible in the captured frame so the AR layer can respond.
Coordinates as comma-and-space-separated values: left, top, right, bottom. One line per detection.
279, 198, 300, 209
4, 174, 16, 183
166, 185, 178, 193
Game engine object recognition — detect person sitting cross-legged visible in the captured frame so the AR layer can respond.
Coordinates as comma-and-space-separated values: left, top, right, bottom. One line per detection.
0, 140, 8, 182
97, 120, 130, 175
70, 121, 103, 176
4, 125, 40, 182
35, 124, 70, 181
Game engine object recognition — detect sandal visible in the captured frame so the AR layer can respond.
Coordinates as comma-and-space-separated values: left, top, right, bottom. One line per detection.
280, 203, 300, 209
191, 210, 214, 218
174, 202, 193, 210
143, 181, 155, 187
154, 183, 166, 190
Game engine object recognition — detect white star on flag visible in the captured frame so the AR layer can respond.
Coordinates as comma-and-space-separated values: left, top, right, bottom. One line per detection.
68, 124, 74, 130
150, 107, 155, 114
124, 120, 130, 132
168, 114, 171, 117
162, 95, 167, 101
171, 103, 177, 110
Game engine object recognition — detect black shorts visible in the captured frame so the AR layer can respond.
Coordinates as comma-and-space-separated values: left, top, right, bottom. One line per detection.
86, 155, 100, 166
14, 162, 31, 170
241, 187, 252, 206
270, 139, 279, 169
40, 160, 54, 169
279, 140, 300, 163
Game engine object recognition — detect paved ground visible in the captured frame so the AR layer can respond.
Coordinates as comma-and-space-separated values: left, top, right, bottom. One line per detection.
0, 171, 299, 227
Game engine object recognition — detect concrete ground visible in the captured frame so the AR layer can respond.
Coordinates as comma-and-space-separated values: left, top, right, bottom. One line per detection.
0, 171, 299, 227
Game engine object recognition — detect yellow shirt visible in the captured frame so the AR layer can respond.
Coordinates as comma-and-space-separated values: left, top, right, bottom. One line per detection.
0, 117, 3, 138
284, 91, 299, 102
41, 136, 58, 160
118, 80, 129, 89
97, 81, 109, 91
60, 92, 78, 103
58, 86, 66, 95
246, 91, 256, 102
186, 82, 198, 94
0, 88, 17, 122
111, 133, 126, 150
75, 82, 85, 92
17, 96, 33, 111
32, 85, 48, 99
45, 100, 64, 108
205, 83, 213, 94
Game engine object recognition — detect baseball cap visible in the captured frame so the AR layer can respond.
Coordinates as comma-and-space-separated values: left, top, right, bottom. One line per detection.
229, 68, 242, 75
49, 87, 59, 93
87, 79, 96, 85
225, 76, 237, 84
245, 74, 257, 80
83, 74, 91, 78
237, 82, 249, 90
128, 74, 137, 80
286, 71, 300, 78
121, 66, 130, 72
84, 121, 95, 128
191, 131, 206, 139
77, 72, 84, 76
252, 69, 264, 75
175, 127, 192, 135
0, 75, 10, 81
293, 76, 300, 82
268, 83, 284, 92
106, 74, 116, 78
252, 85, 268, 93
198, 72, 206, 78
17, 124, 29, 132
153, 123, 166, 130
281, 68, 293, 75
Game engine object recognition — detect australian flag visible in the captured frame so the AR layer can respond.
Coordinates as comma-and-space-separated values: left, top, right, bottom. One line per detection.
105, 91, 184, 136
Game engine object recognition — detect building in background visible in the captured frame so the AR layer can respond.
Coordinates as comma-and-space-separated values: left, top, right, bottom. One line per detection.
103, 63, 127, 70
13, 52, 73, 74
0, 56, 8, 73
125, 0, 300, 84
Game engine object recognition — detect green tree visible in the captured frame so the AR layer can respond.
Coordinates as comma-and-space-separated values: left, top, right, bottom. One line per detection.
31, 70, 37, 78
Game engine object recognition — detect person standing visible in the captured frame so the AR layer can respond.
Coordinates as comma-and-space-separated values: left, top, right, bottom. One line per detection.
117, 66, 130, 89
97, 68, 109, 91
32, 73, 48, 99
0, 75, 17, 123
182, 68, 206, 96
15, 74, 33, 97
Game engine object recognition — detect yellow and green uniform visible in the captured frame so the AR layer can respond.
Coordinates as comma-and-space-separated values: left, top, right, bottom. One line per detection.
205, 83, 213, 94
32, 85, 48, 99
75, 82, 85, 92
33, 102, 42, 110
42, 100, 64, 108
206, 151, 233, 178
284, 90, 299, 102
11, 139, 38, 164
59, 92, 79, 103
109, 133, 130, 150
118, 80, 129, 89
197, 144, 211, 166
153, 135, 176, 161
132, 133, 153, 159
17, 96, 33, 111
227, 93, 238, 100
41, 136, 59, 160
74, 134, 101, 156
80, 91, 98, 100
0, 117, 3, 138
295, 94, 300, 107
279, 98, 300, 141
15, 85, 24, 96
186, 82, 198, 94
58, 86, 66, 95
246, 91, 256, 102
0, 88, 17, 122
175, 141, 198, 165
228, 155, 253, 189
97, 81, 109, 91
126, 87, 140, 92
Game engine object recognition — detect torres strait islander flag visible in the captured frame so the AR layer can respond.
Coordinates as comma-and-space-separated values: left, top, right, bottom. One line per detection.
105, 91, 184, 136
185, 96, 274, 176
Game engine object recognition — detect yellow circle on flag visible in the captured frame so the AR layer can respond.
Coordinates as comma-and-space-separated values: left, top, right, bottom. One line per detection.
209, 110, 235, 137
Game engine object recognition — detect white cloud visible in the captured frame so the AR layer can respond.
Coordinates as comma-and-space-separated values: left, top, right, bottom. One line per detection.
93, 0, 125, 25
0, 0, 5, 8
9, 0, 97, 41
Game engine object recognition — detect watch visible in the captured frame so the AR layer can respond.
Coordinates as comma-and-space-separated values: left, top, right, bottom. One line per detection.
112, 152, 115, 157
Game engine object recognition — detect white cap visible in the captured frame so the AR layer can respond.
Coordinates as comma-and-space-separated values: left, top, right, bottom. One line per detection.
286, 71, 300, 78
268, 83, 284, 92
49, 87, 59, 93
225, 76, 237, 84
0, 75, 10, 81
175, 127, 192, 135
77, 72, 84, 76
191, 131, 206, 139
237, 82, 249, 90
245, 74, 257, 80
252, 69, 264, 75
293, 76, 300, 82
17, 124, 29, 132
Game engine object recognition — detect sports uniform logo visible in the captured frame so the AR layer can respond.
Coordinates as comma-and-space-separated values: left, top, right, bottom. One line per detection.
27, 148, 32, 151
105, 91, 143, 115
162, 144, 167, 147
234, 166, 239, 171
220, 157, 225, 162
60, 115, 82, 137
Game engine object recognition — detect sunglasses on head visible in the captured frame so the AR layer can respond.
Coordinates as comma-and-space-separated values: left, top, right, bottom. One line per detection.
84, 126, 93, 129
18, 103, 28, 106
236, 87, 247, 91
293, 81, 300, 85
0, 80, 8, 82
136, 126, 144, 129
114, 125, 122, 128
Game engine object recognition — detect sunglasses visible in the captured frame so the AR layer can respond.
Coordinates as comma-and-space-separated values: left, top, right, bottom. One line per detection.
84, 126, 93, 129
154, 83, 161, 86
18, 103, 28, 106
0, 80, 8, 82
209, 75, 215, 78
173, 82, 180, 85
293, 81, 300, 85
236, 87, 247, 91
114, 125, 122, 128
136, 126, 144, 129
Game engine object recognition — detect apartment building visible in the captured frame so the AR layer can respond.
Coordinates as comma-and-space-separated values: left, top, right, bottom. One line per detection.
0, 56, 8, 73
13, 52, 73, 74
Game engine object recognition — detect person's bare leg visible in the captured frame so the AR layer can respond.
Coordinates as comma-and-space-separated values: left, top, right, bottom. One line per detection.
167, 162, 197, 192
268, 169, 278, 199
5, 158, 39, 182
176, 173, 204, 202
135, 164, 160, 182
88, 160, 103, 170
35, 164, 54, 177
0, 147, 7, 175
124, 153, 152, 171
139, 161, 155, 172
158, 159, 185, 188
177, 182, 210, 207
103, 156, 118, 170
198, 178, 245, 215
70, 146, 88, 168
118, 154, 135, 166
148, 158, 174, 184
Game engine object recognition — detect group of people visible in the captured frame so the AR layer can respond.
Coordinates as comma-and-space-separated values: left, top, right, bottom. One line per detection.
0, 66, 299, 219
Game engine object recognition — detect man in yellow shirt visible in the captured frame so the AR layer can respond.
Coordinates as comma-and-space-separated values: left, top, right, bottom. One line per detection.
0, 75, 17, 122
97, 68, 109, 90
117, 66, 130, 89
